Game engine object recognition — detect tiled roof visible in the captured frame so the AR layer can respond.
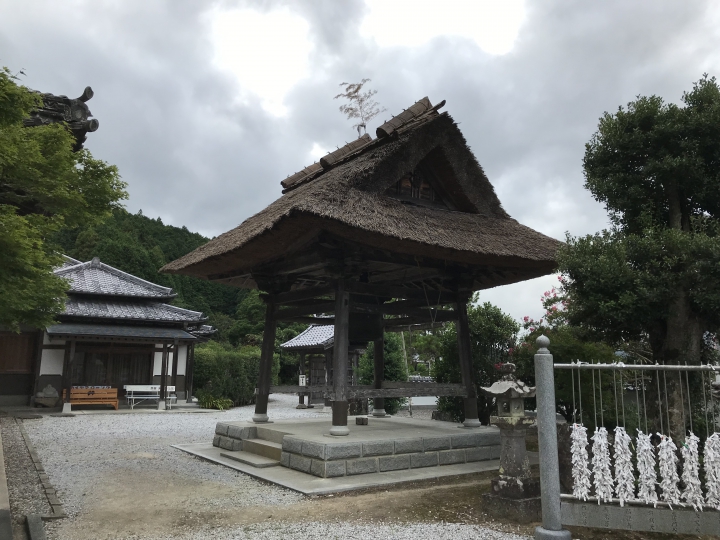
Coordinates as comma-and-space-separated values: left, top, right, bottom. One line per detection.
58, 255, 83, 270
46, 323, 196, 341
62, 297, 205, 323
280, 325, 334, 350
55, 257, 174, 298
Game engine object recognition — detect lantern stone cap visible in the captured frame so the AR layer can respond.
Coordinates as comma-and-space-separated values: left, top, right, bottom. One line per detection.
480, 379, 536, 399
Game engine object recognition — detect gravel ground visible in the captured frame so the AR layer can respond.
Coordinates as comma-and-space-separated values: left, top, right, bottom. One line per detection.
1, 416, 52, 540
13, 395, 530, 540
133, 521, 531, 540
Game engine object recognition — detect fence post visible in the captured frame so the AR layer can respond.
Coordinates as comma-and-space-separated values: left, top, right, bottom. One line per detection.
534, 335, 571, 540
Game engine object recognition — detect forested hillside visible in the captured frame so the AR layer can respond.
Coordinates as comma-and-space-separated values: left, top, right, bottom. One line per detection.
52, 208, 245, 333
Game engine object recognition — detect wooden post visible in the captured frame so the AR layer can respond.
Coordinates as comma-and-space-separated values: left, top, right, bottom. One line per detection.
171, 338, 179, 388
158, 343, 168, 410
62, 340, 76, 413
185, 342, 195, 401
253, 298, 277, 423
324, 349, 332, 407
372, 336, 387, 416
456, 293, 481, 427
298, 352, 306, 407
330, 280, 350, 436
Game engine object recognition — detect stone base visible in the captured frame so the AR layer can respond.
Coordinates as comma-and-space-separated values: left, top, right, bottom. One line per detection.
482, 492, 541, 524
491, 475, 540, 499
213, 417, 501, 479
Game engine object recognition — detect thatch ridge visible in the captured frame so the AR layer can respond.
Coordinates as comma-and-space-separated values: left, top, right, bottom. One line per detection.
162, 109, 559, 278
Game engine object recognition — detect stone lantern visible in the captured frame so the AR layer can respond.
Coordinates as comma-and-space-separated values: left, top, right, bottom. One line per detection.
480, 361, 540, 522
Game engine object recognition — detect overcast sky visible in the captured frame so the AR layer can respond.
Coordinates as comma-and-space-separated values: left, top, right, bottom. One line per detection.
2, 0, 719, 325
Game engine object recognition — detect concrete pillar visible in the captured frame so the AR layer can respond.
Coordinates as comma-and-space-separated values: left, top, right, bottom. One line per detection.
372, 336, 386, 416
253, 299, 277, 423
456, 294, 481, 427
330, 281, 350, 436
534, 335, 571, 540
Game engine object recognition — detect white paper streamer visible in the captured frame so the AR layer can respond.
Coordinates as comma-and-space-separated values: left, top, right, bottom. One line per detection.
591, 426, 613, 503
571, 423, 592, 500
636, 430, 658, 506
681, 432, 704, 511
704, 432, 720, 510
614, 426, 635, 506
657, 434, 681, 508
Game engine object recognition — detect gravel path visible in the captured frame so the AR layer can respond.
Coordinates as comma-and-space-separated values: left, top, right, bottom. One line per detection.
1, 416, 52, 540
134, 521, 532, 540
14, 395, 530, 540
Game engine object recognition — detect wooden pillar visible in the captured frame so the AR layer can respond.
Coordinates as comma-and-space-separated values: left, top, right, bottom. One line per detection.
158, 343, 168, 410
62, 339, 76, 412
298, 352, 306, 407
324, 349, 332, 407
253, 298, 277, 423
456, 293, 481, 427
185, 342, 195, 400
330, 280, 350, 436
372, 336, 387, 416
171, 338, 179, 389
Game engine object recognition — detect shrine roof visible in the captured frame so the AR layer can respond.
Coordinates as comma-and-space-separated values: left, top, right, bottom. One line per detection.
162, 98, 561, 285
56, 257, 175, 299
280, 325, 334, 350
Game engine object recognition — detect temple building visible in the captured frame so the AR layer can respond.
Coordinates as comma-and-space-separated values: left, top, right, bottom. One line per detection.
163, 97, 560, 437
0, 256, 211, 406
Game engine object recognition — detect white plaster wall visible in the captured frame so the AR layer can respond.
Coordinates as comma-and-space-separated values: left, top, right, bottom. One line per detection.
152, 344, 189, 375
40, 348, 65, 375
153, 344, 164, 376
177, 345, 187, 375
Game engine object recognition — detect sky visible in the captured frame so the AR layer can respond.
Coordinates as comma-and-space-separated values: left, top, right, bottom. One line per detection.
2, 0, 719, 325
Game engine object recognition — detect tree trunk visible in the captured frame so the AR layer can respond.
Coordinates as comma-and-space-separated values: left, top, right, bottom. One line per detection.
646, 288, 704, 439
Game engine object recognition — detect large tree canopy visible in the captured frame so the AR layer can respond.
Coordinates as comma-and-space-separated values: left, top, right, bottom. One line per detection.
0, 68, 127, 329
558, 76, 720, 433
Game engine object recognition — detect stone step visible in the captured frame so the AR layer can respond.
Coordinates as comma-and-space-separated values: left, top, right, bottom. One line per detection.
219, 451, 279, 468
243, 438, 283, 461
255, 426, 289, 445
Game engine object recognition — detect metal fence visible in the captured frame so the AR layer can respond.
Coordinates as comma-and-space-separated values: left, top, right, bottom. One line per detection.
533, 338, 720, 538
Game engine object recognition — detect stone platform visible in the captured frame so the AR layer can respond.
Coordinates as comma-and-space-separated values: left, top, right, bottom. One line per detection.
212, 416, 501, 479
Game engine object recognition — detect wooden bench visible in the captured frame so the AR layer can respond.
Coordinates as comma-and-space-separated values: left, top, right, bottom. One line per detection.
62, 387, 118, 410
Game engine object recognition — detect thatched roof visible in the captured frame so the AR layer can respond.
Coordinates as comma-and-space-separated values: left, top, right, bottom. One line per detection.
162, 98, 560, 286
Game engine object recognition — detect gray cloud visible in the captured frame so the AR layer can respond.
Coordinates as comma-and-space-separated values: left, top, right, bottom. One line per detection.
2, 0, 718, 322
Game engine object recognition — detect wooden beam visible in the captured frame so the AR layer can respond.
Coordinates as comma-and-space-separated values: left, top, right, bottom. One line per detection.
344, 281, 456, 302
269, 383, 467, 399
276, 302, 335, 319
277, 316, 335, 325
385, 322, 448, 333
265, 284, 335, 305
382, 310, 457, 327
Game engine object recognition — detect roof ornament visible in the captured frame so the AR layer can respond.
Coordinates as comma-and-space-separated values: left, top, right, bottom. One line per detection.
23, 86, 99, 151
334, 78, 386, 139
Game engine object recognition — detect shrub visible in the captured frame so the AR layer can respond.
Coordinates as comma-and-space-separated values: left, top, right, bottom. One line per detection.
196, 389, 234, 410
193, 341, 278, 406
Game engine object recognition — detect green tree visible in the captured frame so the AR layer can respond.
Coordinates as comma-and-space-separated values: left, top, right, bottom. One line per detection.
0, 68, 127, 329
558, 75, 720, 433
358, 332, 408, 414
433, 297, 519, 423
